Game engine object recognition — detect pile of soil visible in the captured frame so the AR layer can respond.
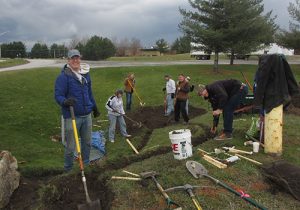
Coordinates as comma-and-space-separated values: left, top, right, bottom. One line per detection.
5, 105, 207, 210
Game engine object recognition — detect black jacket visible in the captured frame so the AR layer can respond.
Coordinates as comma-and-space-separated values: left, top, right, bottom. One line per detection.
254, 54, 299, 113
205, 79, 242, 110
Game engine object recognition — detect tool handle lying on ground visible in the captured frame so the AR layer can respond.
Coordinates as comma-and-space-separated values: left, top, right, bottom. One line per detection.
151, 176, 182, 210
198, 149, 227, 169
222, 147, 253, 155
122, 170, 140, 177
111, 176, 142, 181
205, 174, 267, 210
229, 153, 262, 165
70, 106, 101, 210
126, 139, 139, 154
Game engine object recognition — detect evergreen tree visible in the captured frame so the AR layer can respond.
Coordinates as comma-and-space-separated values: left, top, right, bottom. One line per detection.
155, 38, 169, 55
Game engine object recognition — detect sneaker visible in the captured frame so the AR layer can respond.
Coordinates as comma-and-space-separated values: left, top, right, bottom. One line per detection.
123, 134, 132, 138
214, 132, 232, 141
110, 139, 115, 143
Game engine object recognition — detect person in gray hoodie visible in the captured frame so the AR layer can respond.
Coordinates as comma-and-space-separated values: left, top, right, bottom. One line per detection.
105, 89, 131, 142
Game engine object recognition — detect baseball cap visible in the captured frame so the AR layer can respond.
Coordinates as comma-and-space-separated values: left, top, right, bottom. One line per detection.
68, 49, 81, 58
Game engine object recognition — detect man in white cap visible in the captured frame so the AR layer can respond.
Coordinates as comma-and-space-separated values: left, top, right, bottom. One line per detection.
54, 49, 100, 172
163, 75, 176, 116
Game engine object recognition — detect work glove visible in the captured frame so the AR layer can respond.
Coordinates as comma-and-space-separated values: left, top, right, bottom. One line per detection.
162, 87, 166, 92
63, 98, 76, 107
93, 106, 100, 118
171, 93, 175, 99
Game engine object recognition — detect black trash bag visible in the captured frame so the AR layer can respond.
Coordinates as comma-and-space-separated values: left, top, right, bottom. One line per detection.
261, 160, 300, 201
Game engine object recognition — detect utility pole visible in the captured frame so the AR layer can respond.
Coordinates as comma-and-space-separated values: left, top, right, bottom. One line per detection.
0, 31, 9, 59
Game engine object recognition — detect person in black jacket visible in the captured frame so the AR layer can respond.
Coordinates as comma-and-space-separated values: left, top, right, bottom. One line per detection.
198, 79, 248, 140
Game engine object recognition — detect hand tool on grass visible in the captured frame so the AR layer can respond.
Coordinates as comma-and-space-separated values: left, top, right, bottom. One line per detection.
70, 106, 101, 210
126, 138, 139, 154
164, 184, 205, 210
113, 109, 142, 128
111, 170, 182, 209
186, 161, 267, 210
214, 148, 262, 165
140, 171, 182, 210
222, 146, 253, 155
198, 148, 227, 169
128, 80, 146, 107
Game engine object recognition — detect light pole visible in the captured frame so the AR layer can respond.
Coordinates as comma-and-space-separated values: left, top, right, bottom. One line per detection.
0, 31, 9, 59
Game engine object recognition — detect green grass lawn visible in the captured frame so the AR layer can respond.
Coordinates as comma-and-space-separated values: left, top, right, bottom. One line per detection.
0, 63, 300, 209
0, 58, 28, 68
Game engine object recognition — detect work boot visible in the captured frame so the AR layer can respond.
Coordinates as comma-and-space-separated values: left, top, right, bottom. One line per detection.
214, 132, 232, 141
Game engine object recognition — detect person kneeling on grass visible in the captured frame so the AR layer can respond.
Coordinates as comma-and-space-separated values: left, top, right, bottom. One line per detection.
105, 89, 132, 143
197, 79, 248, 141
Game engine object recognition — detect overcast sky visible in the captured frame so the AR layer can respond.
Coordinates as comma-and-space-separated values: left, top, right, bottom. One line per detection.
0, 0, 295, 49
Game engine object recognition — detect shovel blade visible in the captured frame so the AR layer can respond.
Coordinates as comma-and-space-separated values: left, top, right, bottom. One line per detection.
186, 161, 208, 179
77, 199, 101, 210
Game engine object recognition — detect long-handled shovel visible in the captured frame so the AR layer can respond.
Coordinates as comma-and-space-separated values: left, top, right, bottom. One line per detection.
186, 161, 267, 210
127, 80, 146, 106
70, 106, 101, 210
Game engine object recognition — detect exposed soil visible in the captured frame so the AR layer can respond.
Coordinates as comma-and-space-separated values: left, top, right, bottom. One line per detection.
5, 105, 207, 210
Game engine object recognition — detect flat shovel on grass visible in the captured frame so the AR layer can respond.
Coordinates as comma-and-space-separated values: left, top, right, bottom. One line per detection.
186, 161, 267, 210
70, 106, 101, 210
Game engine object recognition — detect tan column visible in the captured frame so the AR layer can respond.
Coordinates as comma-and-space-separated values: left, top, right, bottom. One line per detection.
264, 104, 283, 156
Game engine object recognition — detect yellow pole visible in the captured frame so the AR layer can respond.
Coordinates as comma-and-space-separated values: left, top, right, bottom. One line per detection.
264, 104, 283, 156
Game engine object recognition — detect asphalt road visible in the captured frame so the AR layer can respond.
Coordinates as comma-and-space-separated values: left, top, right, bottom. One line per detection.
1, 58, 300, 72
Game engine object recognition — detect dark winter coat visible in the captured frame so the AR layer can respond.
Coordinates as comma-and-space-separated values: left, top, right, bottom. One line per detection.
55, 64, 97, 119
254, 54, 299, 113
205, 79, 243, 110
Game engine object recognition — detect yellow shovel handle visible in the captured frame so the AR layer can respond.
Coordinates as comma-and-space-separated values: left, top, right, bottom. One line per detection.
70, 106, 84, 170
191, 197, 202, 210
128, 80, 143, 102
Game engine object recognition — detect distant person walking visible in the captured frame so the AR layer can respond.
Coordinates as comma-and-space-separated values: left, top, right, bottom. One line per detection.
174, 74, 190, 124
198, 79, 248, 140
55, 49, 100, 172
105, 89, 131, 142
124, 73, 135, 111
163, 75, 176, 116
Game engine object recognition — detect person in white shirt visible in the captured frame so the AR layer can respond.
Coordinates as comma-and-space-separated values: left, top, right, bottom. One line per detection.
105, 89, 131, 142
163, 75, 176, 116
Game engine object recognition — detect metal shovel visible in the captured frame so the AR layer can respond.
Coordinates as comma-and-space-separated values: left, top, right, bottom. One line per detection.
70, 106, 101, 210
186, 161, 267, 210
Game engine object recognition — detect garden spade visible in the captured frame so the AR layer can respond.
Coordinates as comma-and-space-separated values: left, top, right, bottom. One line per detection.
70, 106, 101, 210
186, 161, 267, 210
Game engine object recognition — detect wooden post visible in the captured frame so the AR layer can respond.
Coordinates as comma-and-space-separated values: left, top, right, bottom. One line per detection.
264, 104, 283, 156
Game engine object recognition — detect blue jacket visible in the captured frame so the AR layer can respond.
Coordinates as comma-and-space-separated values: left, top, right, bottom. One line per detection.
55, 64, 97, 119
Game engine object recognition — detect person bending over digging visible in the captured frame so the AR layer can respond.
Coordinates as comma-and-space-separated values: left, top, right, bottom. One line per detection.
198, 79, 248, 141
124, 73, 135, 111
54, 49, 100, 172
174, 74, 190, 124
105, 89, 132, 143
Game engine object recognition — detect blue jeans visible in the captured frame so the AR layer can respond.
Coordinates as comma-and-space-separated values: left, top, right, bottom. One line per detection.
223, 86, 248, 134
185, 99, 189, 115
126, 92, 133, 111
166, 94, 174, 115
64, 114, 92, 171
108, 114, 128, 140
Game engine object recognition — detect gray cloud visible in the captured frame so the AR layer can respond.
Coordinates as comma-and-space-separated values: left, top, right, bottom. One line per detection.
0, 0, 294, 49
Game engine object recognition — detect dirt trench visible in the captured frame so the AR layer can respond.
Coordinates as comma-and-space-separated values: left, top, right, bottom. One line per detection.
5, 105, 208, 210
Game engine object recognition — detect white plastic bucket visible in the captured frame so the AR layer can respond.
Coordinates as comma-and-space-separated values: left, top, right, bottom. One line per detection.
169, 129, 192, 160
